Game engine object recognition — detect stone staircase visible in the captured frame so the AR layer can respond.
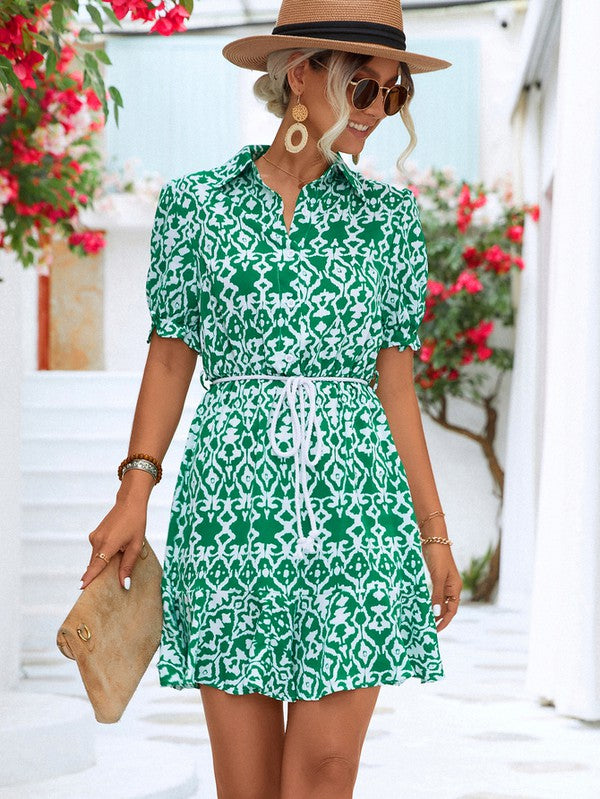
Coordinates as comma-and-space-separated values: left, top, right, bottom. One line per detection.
20, 370, 204, 655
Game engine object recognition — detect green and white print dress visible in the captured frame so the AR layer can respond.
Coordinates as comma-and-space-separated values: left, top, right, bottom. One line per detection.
145, 142, 445, 702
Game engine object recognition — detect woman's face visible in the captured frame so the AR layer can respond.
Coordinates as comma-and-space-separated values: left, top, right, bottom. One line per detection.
288, 54, 403, 156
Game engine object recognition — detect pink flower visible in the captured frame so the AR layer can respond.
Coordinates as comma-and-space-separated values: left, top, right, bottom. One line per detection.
68, 230, 106, 254
465, 320, 494, 346
506, 225, 523, 243
454, 270, 483, 294
419, 343, 435, 363
427, 279, 445, 296
484, 244, 512, 274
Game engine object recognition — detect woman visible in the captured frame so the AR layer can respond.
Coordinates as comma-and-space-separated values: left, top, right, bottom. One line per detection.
81, 1, 463, 796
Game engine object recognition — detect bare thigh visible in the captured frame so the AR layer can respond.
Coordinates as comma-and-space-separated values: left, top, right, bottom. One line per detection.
199, 684, 285, 799
281, 686, 381, 799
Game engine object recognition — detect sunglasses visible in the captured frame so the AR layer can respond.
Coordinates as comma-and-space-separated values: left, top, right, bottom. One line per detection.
312, 59, 410, 116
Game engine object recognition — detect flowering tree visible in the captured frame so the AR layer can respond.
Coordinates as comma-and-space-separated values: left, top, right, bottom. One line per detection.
0, 1, 194, 274
371, 161, 538, 599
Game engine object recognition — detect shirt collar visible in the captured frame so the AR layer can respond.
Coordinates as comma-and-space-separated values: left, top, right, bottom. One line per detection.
208, 142, 366, 200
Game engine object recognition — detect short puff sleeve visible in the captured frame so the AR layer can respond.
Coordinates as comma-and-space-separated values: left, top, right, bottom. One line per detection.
145, 178, 201, 354
380, 187, 429, 352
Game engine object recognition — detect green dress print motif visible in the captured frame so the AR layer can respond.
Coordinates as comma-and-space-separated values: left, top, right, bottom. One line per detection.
145, 142, 445, 702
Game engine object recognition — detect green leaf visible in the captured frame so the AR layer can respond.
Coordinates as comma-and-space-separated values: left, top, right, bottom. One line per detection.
86, 3, 104, 33
94, 48, 112, 66
180, 0, 194, 13
45, 48, 57, 77
51, 2, 64, 31
78, 28, 94, 43
99, 3, 121, 26
108, 85, 123, 107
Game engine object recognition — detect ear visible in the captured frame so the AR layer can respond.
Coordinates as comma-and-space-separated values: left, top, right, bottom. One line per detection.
286, 52, 310, 97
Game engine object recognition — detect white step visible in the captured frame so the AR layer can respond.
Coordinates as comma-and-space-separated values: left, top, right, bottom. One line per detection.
22, 531, 167, 573
0, 692, 197, 796
0, 692, 95, 786
23, 498, 174, 534
22, 369, 205, 408
21, 433, 191, 470
20, 467, 188, 504
19, 371, 191, 655
22, 405, 144, 436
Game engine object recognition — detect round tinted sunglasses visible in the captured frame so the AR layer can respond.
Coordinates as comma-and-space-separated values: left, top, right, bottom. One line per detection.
312, 59, 410, 116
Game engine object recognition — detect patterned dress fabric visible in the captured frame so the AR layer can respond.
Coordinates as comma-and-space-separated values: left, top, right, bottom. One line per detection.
146, 142, 445, 701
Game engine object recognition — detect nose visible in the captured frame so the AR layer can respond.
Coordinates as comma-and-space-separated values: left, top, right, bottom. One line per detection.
368, 88, 387, 120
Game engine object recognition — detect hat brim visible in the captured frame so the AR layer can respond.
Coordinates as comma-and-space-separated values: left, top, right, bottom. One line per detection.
222, 34, 452, 74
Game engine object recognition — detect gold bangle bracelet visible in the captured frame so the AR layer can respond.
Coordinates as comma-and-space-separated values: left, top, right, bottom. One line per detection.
418, 510, 445, 529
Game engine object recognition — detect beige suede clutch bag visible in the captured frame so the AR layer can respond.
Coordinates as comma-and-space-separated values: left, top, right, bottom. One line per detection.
56, 539, 163, 724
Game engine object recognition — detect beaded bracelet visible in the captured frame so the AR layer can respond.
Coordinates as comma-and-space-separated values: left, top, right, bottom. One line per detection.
118, 452, 163, 485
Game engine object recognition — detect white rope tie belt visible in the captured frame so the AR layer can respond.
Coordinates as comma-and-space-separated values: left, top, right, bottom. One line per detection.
210, 374, 371, 555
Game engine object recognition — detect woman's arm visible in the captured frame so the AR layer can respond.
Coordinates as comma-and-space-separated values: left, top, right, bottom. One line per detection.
80, 330, 198, 589
375, 344, 462, 632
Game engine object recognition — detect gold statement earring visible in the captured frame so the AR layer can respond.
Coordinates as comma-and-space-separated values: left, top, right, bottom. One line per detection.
352, 153, 360, 165
284, 94, 309, 153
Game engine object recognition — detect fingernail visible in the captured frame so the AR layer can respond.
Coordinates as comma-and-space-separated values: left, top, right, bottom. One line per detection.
79, 580, 84, 590
123, 576, 131, 590
433, 603, 441, 615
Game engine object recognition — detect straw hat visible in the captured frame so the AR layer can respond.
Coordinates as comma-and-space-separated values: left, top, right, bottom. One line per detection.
222, 0, 452, 74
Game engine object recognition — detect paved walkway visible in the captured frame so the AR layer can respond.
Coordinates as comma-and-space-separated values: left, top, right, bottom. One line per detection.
17, 601, 600, 798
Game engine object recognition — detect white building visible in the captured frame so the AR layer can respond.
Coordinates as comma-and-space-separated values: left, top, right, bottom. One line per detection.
500, 0, 600, 720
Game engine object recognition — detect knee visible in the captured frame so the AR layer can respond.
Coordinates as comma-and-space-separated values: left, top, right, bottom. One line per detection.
308, 752, 358, 791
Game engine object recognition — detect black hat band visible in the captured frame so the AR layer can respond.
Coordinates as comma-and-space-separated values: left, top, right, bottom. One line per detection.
271, 20, 407, 51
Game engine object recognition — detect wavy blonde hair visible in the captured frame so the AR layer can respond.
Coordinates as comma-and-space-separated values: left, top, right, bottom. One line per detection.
252, 47, 417, 180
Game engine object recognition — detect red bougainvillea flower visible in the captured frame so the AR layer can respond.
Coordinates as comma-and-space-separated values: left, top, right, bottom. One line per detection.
11, 138, 44, 165
526, 204, 540, 221
506, 224, 523, 243
462, 246, 485, 269
457, 183, 487, 233
483, 244, 513, 274
419, 341, 436, 363
68, 230, 106, 254
465, 320, 494, 345
0, 169, 19, 205
151, 3, 191, 34
56, 43, 77, 73
512, 255, 525, 270
453, 269, 483, 294
427, 279, 445, 297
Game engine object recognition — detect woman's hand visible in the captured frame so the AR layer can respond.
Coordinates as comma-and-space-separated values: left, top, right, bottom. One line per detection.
421, 544, 463, 632
80, 498, 148, 591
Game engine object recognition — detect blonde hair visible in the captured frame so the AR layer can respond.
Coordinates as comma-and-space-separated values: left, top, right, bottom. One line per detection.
252, 47, 417, 180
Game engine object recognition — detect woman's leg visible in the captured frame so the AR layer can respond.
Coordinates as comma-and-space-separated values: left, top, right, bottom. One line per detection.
280, 685, 381, 799
200, 685, 285, 799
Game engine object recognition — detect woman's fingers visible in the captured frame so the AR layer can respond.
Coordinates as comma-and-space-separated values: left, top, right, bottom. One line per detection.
431, 572, 462, 632
80, 539, 119, 589
118, 538, 144, 590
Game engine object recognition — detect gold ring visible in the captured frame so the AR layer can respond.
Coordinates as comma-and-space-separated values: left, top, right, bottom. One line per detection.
96, 552, 110, 564
444, 595, 459, 603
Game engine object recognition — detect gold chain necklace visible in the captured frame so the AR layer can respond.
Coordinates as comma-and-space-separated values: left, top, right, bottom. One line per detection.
261, 154, 328, 189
